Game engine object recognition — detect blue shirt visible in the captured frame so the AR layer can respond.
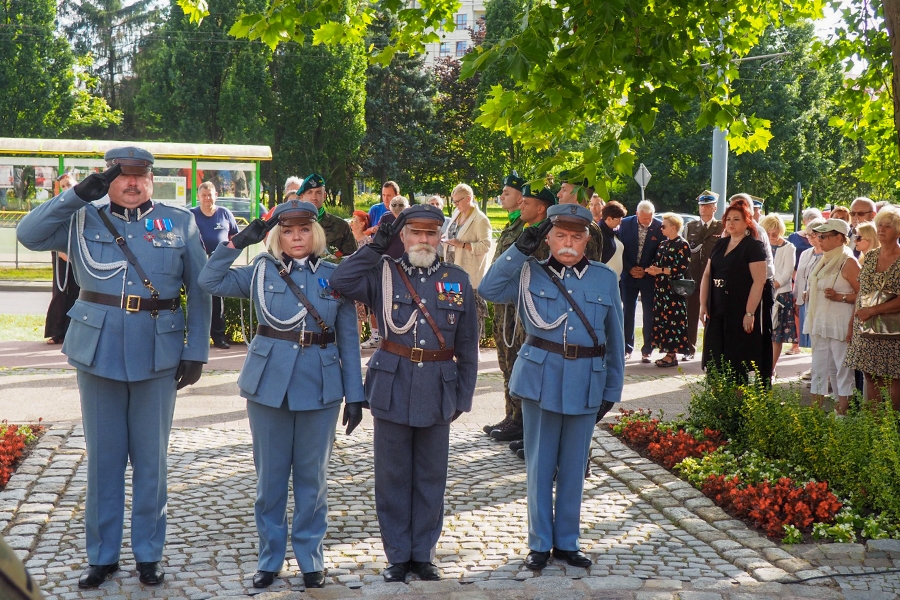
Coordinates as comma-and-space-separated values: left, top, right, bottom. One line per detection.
786, 231, 811, 270
191, 206, 239, 255
368, 203, 389, 228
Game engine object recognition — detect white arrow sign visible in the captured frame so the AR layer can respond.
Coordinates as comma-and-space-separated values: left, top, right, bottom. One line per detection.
634, 163, 651, 188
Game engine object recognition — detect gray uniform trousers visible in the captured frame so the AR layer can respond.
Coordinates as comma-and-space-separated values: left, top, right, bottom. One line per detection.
247, 401, 340, 574
373, 418, 450, 564
77, 371, 177, 564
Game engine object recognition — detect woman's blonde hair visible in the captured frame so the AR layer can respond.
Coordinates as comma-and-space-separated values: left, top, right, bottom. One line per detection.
266, 221, 327, 258
855, 221, 880, 255
759, 213, 785, 237
874, 205, 900, 233
660, 212, 683, 232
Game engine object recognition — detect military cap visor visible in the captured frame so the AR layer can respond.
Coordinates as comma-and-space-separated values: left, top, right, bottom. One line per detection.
400, 204, 444, 232
104, 146, 154, 174
697, 190, 719, 204
271, 200, 318, 226
548, 204, 591, 232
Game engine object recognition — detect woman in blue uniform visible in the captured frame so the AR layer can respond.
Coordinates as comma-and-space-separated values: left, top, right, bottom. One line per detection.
198, 201, 364, 590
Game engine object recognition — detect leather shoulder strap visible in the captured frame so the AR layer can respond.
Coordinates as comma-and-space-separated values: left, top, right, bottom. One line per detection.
394, 265, 447, 349
539, 263, 599, 347
276, 264, 330, 347
96, 207, 158, 298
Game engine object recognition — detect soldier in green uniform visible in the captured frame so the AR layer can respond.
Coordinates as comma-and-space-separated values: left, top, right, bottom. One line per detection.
556, 173, 604, 262
298, 173, 357, 260
488, 182, 558, 443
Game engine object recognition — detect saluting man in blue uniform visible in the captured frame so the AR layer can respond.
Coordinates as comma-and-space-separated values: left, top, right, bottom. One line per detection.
479, 203, 625, 571
198, 200, 364, 590
329, 204, 479, 583
16, 147, 211, 588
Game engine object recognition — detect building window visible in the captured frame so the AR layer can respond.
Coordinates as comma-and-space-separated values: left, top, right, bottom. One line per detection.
440, 42, 451, 56
455, 41, 467, 57
454, 13, 467, 27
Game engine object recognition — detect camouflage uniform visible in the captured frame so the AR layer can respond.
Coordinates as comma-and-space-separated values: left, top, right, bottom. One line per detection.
492, 215, 526, 422
320, 211, 358, 260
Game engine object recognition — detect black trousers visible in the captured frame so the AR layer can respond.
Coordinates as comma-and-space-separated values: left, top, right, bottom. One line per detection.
211, 295, 227, 342
44, 253, 80, 341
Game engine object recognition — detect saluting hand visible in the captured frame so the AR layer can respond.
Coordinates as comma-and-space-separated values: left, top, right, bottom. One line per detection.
230, 217, 276, 250
73, 164, 121, 202
368, 213, 407, 254
514, 219, 552, 255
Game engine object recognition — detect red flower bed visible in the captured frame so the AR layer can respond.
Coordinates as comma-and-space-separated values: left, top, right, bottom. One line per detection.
615, 412, 727, 469
701, 475, 842, 537
0, 422, 44, 487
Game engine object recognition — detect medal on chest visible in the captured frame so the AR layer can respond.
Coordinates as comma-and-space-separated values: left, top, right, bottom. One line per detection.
318, 277, 341, 299
144, 218, 174, 246
436, 282, 463, 305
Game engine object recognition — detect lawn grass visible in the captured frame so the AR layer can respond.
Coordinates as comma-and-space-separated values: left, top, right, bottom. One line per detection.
0, 267, 53, 281
0, 315, 46, 342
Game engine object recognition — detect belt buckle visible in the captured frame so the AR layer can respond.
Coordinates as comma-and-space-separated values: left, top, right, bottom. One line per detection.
564, 343, 579, 359
410, 347, 424, 363
713, 279, 725, 288
124, 295, 141, 312
300, 331, 313, 347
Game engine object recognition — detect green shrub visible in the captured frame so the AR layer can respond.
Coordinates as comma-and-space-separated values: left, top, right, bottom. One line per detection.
223, 296, 259, 343
687, 360, 746, 439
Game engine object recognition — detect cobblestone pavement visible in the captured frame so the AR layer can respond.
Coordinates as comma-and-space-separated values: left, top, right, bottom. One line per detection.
3, 416, 900, 600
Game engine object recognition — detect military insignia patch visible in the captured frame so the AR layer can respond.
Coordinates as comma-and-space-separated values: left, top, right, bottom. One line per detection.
447, 312, 457, 325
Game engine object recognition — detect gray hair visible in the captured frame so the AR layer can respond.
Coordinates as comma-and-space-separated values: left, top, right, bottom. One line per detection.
850, 196, 876, 213
801, 208, 822, 224
636, 200, 655, 214
805, 217, 826, 235
451, 183, 474, 199
284, 176, 303, 191
425, 195, 444, 209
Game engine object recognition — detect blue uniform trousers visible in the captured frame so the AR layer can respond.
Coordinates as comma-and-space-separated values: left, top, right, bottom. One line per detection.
521, 400, 595, 552
77, 371, 177, 565
373, 417, 450, 564
622, 284, 654, 356
247, 400, 340, 574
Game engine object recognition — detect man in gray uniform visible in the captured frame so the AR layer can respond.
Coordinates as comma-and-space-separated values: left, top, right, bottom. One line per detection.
16, 148, 211, 589
330, 204, 478, 583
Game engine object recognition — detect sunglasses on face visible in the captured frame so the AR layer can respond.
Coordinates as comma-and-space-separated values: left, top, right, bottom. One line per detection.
391, 203, 406, 208
850, 211, 873, 217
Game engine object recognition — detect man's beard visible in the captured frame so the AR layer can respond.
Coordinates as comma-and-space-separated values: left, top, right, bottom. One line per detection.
408, 243, 437, 268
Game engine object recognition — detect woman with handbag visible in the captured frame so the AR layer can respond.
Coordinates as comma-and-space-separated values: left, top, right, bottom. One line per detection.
646, 213, 691, 367
803, 219, 859, 414
198, 201, 365, 590
845, 206, 900, 409
760, 214, 797, 378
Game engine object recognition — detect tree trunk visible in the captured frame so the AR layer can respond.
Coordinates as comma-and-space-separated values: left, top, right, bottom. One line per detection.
884, 0, 900, 158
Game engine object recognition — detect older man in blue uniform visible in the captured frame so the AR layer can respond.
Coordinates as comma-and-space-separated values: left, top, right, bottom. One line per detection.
330, 204, 479, 583
479, 203, 625, 570
16, 148, 211, 588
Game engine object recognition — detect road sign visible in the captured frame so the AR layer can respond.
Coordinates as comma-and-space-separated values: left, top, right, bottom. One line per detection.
634, 163, 651, 188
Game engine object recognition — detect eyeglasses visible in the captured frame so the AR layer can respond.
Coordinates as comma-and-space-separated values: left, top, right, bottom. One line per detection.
390, 202, 406, 208
850, 211, 874, 217
817, 232, 837, 239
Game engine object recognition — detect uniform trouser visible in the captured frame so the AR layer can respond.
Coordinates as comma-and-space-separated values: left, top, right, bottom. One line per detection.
521, 400, 595, 552
373, 417, 450, 564
686, 289, 701, 355
210, 295, 226, 342
247, 400, 340, 574
77, 371, 177, 565
492, 303, 524, 423
810, 334, 854, 397
622, 285, 654, 356
474, 291, 488, 344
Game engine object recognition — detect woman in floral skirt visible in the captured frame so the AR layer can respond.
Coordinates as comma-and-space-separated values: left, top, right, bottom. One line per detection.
646, 213, 691, 367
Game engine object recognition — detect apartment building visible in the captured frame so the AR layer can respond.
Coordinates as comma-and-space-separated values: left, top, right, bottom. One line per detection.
416, 0, 486, 67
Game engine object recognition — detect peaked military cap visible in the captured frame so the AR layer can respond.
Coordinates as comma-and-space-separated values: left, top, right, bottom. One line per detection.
548, 203, 592, 232
559, 169, 590, 188
697, 190, 719, 205
400, 204, 444, 232
104, 146, 154, 175
502, 170, 525, 192
299, 173, 326, 195
750, 195, 764, 208
522, 184, 557, 206
270, 199, 318, 226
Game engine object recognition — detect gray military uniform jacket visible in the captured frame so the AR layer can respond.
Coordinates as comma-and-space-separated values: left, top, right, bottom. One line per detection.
330, 246, 479, 427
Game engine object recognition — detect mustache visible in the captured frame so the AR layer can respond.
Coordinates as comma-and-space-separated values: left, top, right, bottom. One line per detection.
122, 186, 141, 194
557, 247, 579, 257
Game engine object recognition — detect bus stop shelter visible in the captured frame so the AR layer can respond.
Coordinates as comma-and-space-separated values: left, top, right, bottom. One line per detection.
0, 138, 272, 266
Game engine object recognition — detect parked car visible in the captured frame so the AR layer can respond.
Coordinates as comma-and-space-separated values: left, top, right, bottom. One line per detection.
214, 197, 265, 225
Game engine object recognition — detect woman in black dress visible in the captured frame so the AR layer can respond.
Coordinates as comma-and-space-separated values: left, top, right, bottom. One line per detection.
646, 213, 691, 367
699, 197, 770, 381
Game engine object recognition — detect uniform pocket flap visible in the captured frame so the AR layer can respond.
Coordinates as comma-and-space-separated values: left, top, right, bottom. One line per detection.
319, 350, 339, 366
368, 350, 399, 372
440, 362, 458, 381
67, 302, 106, 329
591, 355, 606, 371
83, 228, 114, 243
518, 344, 548, 364
527, 280, 559, 300
249, 337, 274, 357
155, 310, 185, 334
262, 279, 287, 293
585, 293, 613, 306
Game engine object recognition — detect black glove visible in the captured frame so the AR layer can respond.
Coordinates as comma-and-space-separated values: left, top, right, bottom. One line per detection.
73, 164, 121, 202
342, 402, 363, 435
231, 217, 275, 250
515, 219, 553, 255
175, 360, 203, 390
596, 400, 616, 424
368, 214, 406, 254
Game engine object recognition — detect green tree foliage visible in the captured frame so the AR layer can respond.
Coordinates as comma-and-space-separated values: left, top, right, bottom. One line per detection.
0, 0, 75, 137
63, 55, 124, 136
360, 7, 440, 194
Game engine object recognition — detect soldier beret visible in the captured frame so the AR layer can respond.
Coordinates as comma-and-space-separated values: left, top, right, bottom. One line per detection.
299, 173, 326, 195
104, 146, 154, 174
548, 203, 592, 232
558, 169, 590, 188
522, 184, 557, 206
270, 199, 318, 226
400, 204, 444, 232
697, 190, 719, 205
502, 170, 525, 192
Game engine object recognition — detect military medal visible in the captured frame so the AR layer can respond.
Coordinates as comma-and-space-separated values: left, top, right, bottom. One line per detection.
318, 277, 341, 299
437, 282, 463, 305
145, 218, 174, 244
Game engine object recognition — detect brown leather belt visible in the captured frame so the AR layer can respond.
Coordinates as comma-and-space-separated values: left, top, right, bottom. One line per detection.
257, 325, 335, 346
525, 334, 606, 359
79, 290, 179, 313
379, 338, 455, 362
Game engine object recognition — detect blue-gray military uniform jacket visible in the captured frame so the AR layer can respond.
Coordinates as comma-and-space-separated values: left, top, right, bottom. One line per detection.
199, 244, 365, 409
330, 245, 479, 425
16, 187, 211, 377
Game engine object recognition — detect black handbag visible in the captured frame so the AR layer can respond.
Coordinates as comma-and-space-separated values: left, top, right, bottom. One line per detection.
671, 278, 696, 297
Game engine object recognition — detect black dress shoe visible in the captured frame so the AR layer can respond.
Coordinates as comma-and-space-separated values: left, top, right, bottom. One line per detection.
382, 562, 409, 582
524, 550, 550, 570
509, 439, 524, 452
410, 561, 441, 581
78, 563, 119, 588
490, 421, 524, 442
516, 448, 525, 459
303, 571, 325, 588
137, 561, 165, 585
552, 548, 592, 568
252, 570, 278, 588
482, 417, 509, 435
213, 339, 230, 349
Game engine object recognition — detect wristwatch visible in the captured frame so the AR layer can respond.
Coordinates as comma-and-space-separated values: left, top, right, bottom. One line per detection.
745, 312, 754, 318
842, 294, 847, 303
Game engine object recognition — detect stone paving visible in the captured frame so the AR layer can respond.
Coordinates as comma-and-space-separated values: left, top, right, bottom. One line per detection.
2, 413, 899, 600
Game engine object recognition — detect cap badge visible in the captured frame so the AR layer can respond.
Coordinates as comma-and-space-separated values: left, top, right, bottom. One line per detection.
569, 206, 577, 214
